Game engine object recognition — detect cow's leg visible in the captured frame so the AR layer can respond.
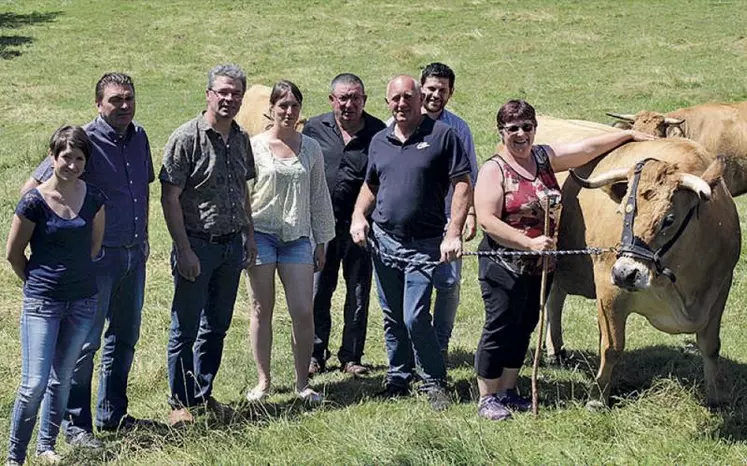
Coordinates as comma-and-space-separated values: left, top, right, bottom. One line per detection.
544, 283, 567, 365
591, 296, 628, 407
697, 277, 730, 408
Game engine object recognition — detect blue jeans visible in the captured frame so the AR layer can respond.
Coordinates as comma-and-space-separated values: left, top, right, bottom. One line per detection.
432, 259, 462, 352
8, 295, 96, 464
167, 234, 244, 408
63, 244, 146, 436
371, 224, 446, 390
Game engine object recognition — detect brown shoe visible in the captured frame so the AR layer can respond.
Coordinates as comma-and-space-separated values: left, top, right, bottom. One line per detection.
341, 362, 370, 377
168, 408, 194, 428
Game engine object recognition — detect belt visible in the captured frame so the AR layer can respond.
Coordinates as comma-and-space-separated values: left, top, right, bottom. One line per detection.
187, 230, 240, 245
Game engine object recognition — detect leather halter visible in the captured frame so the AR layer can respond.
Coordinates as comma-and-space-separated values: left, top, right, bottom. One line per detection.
618, 159, 698, 284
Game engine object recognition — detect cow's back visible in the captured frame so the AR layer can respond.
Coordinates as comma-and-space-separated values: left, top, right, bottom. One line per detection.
235, 85, 273, 137
668, 102, 747, 196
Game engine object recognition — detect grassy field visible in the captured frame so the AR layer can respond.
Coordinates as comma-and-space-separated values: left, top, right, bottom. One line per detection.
2, 0, 747, 464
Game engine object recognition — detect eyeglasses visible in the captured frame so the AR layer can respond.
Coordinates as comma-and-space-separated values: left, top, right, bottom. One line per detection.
209, 88, 244, 99
332, 93, 365, 104
501, 123, 535, 134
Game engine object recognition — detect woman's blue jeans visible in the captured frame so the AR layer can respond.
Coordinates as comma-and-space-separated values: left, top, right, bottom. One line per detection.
7, 295, 96, 464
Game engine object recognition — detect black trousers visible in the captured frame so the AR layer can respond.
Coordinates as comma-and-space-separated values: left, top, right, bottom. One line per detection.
312, 222, 372, 365
474, 257, 552, 380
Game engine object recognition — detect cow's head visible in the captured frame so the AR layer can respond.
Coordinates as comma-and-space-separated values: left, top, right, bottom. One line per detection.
571, 157, 723, 291
607, 111, 686, 138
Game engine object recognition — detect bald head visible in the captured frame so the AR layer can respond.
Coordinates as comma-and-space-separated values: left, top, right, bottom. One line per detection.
386, 75, 423, 125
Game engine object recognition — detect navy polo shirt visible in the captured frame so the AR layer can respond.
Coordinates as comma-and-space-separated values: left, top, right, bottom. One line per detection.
366, 116, 470, 239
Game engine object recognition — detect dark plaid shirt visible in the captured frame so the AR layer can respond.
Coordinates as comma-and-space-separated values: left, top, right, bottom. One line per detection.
160, 112, 256, 235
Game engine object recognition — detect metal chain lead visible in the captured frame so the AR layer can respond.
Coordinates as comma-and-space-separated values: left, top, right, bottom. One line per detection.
366, 237, 615, 267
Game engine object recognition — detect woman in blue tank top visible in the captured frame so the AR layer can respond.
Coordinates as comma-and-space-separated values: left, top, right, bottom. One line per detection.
5, 126, 106, 465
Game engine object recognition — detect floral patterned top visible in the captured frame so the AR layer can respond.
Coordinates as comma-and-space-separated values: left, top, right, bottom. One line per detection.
479, 145, 562, 276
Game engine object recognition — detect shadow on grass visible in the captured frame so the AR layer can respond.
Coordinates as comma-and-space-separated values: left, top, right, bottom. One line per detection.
0, 11, 62, 59
517, 343, 747, 441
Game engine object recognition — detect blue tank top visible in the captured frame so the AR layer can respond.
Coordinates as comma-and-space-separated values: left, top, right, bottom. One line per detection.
16, 184, 107, 300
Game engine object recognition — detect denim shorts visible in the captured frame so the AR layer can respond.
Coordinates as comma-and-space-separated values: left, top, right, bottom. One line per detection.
255, 231, 313, 265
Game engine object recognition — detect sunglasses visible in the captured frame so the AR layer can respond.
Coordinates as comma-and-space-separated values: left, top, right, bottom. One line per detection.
501, 123, 535, 134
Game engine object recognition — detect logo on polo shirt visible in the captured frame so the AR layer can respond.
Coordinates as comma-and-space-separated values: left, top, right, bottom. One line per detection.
416, 142, 430, 150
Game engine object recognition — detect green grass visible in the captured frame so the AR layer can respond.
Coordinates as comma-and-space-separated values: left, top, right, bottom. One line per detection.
2, 0, 747, 463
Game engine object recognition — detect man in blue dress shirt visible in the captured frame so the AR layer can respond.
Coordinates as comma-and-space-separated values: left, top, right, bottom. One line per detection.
22, 72, 155, 447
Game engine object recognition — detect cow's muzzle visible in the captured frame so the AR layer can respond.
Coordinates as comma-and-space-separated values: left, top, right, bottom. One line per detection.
611, 256, 651, 291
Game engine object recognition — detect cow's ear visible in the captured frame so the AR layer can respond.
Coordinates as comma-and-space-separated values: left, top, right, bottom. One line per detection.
602, 182, 628, 204
701, 156, 725, 188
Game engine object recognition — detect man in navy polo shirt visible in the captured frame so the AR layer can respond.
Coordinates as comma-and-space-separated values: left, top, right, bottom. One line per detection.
22, 73, 154, 446
350, 75, 471, 411
303, 73, 386, 377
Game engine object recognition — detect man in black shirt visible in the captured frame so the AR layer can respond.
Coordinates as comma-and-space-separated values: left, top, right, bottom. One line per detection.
302, 73, 385, 376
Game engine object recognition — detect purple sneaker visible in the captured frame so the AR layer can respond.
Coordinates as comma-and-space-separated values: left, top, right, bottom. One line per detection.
477, 395, 512, 421
499, 389, 532, 412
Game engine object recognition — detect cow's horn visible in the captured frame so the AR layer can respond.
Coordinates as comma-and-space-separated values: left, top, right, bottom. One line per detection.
664, 117, 685, 125
570, 167, 629, 189
677, 173, 712, 200
606, 112, 636, 122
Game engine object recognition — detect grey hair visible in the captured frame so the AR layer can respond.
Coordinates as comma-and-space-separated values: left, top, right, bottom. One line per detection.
207, 63, 246, 93
330, 73, 365, 94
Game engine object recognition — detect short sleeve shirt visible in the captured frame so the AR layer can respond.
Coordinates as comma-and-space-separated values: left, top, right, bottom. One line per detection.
32, 117, 154, 247
159, 112, 256, 235
366, 117, 470, 239
302, 112, 386, 223
18, 184, 107, 301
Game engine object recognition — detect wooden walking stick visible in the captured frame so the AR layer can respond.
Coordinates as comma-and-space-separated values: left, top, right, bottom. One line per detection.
532, 195, 556, 416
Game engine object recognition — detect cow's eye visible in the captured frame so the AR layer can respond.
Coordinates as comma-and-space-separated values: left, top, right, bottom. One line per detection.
661, 213, 676, 230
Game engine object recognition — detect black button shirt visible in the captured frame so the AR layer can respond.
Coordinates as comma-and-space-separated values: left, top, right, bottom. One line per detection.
303, 111, 386, 223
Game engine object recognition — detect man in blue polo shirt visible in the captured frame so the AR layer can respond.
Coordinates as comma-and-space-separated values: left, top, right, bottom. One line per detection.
419, 62, 479, 362
350, 75, 472, 411
22, 73, 154, 447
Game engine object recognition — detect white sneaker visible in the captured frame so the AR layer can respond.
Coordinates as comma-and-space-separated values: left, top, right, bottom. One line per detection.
297, 388, 324, 404
36, 450, 63, 464
245, 387, 270, 402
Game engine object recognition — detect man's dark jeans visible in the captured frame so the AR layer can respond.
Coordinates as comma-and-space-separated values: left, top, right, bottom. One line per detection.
167, 234, 243, 408
63, 244, 146, 436
312, 222, 372, 366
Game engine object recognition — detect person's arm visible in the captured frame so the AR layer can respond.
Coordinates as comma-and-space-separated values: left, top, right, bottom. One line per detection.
20, 156, 54, 195
307, 141, 335, 272
441, 174, 471, 262
350, 182, 377, 247
459, 124, 479, 242
161, 182, 200, 281
243, 189, 257, 268
474, 162, 554, 252
548, 129, 655, 172
5, 214, 35, 281
144, 133, 155, 260
91, 206, 105, 259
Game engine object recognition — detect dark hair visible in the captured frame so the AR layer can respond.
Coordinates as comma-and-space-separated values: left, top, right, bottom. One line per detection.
496, 99, 537, 129
270, 79, 303, 105
95, 73, 135, 102
330, 73, 365, 94
420, 62, 455, 89
49, 125, 92, 162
